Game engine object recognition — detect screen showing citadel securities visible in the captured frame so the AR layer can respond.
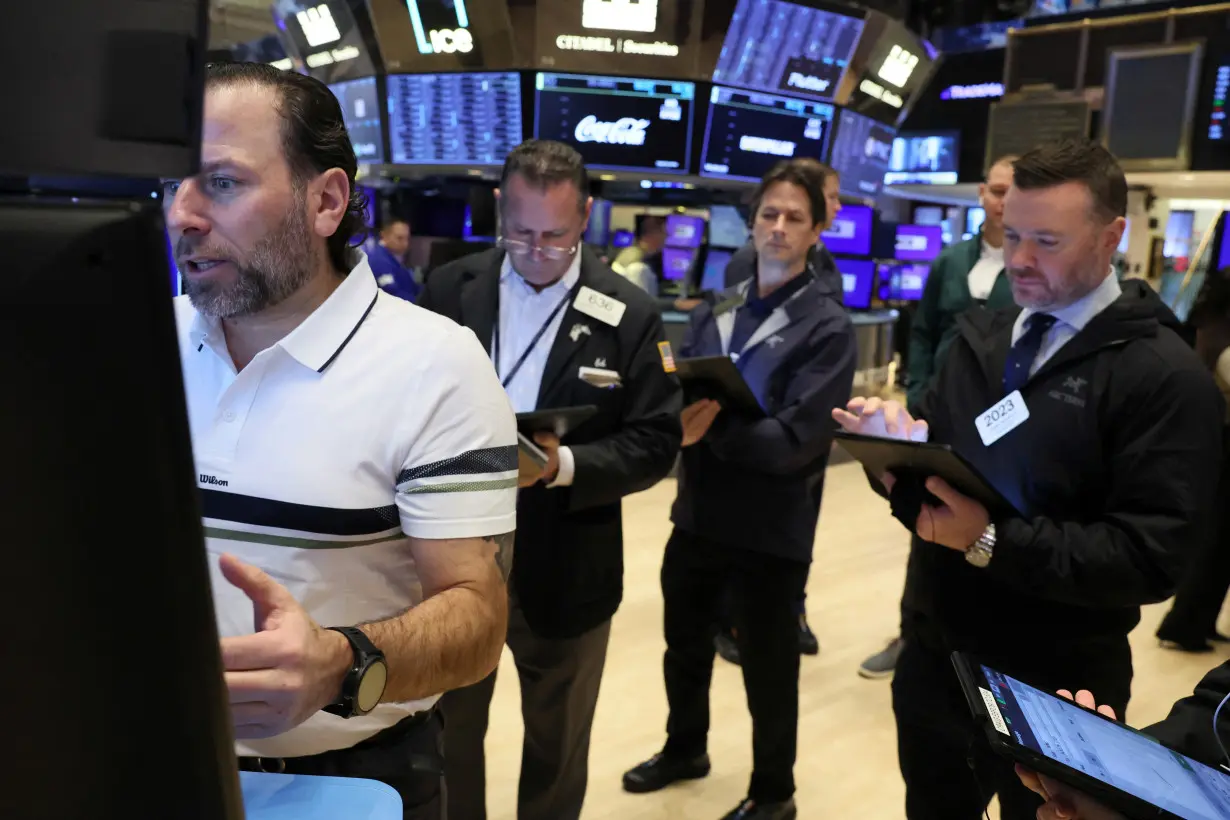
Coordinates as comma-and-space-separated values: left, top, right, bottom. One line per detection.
700, 86, 835, 182
387, 72, 523, 165
328, 76, 385, 164
712, 0, 864, 103
534, 72, 695, 173
827, 108, 895, 199
534, 0, 701, 78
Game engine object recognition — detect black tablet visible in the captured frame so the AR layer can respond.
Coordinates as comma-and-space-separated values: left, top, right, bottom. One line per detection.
833, 431, 1021, 517
516, 406, 598, 439
953, 653, 1230, 820
675, 355, 765, 417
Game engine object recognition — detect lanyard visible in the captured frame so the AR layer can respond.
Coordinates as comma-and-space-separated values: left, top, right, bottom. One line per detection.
493, 283, 579, 389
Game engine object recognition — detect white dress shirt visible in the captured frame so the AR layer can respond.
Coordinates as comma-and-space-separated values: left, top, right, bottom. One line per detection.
1011, 270, 1123, 376
495, 251, 583, 486
967, 242, 1004, 301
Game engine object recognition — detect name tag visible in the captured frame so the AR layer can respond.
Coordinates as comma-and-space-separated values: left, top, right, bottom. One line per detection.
574, 286, 626, 327
976, 390, 1029, 446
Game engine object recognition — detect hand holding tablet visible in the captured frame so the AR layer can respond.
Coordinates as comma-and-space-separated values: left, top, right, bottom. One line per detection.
832, 397, 930, 443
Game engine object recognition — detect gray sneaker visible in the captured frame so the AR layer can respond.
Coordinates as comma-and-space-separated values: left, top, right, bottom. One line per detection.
858, 637, 903, 679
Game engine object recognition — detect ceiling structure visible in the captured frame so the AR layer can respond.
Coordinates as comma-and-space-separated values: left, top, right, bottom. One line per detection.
210, 0, 278, 48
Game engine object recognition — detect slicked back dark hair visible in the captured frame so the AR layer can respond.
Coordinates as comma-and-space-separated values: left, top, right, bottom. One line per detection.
500, 140, 590, 213
1012, 139, 1127, 223
204, 62, 368, 273
749, 159, 829, 227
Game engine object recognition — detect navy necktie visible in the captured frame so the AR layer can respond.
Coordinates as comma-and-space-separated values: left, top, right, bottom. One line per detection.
1003, 313, 1056, 395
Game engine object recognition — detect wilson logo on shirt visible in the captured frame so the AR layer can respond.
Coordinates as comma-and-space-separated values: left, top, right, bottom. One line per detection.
200, 474, 230, 488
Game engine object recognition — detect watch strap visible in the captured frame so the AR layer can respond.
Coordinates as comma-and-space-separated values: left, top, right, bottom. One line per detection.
323, 626, 386, 718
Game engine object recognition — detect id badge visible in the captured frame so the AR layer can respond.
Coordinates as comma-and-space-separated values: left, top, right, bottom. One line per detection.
976, 390, 1029, 446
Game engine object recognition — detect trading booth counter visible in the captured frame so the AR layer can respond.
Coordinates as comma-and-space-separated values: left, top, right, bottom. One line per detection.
241, 771, 402, 819
660, 307, 897, 397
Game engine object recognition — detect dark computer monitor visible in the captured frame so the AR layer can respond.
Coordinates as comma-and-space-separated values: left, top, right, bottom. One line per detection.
327, 76, 386, 164
835, 257, 876, 309
826, 108, 895, 199
885, 132, 961, 185
700, 248, 735, 292
1, 200, 241, 818
700, 86, 836, 183
822, 205, 873, 257
666, 214, 705, 248
663, 247, 697, 281
708, 205, 750, 249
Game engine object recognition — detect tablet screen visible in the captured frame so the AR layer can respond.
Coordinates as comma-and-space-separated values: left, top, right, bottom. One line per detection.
980, 666, 1230, 819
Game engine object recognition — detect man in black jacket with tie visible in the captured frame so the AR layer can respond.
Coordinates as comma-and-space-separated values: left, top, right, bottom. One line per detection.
418, 140, 683, 820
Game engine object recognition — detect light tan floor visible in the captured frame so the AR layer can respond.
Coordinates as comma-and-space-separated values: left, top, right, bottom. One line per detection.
481, 463, 1229, 819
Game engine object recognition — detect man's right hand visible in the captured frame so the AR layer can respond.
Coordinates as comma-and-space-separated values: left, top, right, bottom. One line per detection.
681, 399, 721, 447
1016, 690, 1126, 820
832, 397, 929, 442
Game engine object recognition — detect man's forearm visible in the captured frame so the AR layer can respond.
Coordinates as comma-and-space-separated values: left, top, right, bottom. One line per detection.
361, 534, 511, 702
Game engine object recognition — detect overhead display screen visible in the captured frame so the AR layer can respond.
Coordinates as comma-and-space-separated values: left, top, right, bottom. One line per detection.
700, 86, 835, 182
272, 0, 376, 82
387, 72, 523, 166
535, 0, 700, 77
328, 76, 385, 164
886, 132, 959, 185
366, 0, 516, 72
712, 0, 864, 102
534, 73, 695, 174
827, 109, 895, 199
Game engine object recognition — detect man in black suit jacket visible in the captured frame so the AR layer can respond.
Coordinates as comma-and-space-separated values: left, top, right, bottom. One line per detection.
419, 140, 683, 820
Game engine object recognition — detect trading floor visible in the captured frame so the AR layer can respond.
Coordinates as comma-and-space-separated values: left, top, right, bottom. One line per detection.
480, 461, 1229, 819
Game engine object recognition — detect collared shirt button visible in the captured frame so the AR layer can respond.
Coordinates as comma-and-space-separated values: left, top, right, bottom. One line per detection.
223, 410, 237, 423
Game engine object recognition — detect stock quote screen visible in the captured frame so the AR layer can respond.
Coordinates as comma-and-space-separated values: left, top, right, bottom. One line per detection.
701, 86, 834, 182
534, 72, 695, 173
328, 76, 385, 164
387, 72, 523, 165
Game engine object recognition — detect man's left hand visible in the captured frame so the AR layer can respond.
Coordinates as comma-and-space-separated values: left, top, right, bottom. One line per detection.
533, 432, 561, 484
219, 554, 352, 739
916, 477, 991, 551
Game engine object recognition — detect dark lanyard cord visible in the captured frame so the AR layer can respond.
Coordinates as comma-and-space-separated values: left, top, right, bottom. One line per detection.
493, 284, 578, 389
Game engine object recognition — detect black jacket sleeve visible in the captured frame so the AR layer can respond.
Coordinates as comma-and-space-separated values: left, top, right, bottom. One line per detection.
566, 311, 683, 511
705, 320, 858, 475
1144, 659, 1230, 769
988, 366, 1224, 608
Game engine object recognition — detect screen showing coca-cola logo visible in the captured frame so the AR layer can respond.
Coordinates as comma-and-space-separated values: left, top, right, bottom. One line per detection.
534, 72, 695, 173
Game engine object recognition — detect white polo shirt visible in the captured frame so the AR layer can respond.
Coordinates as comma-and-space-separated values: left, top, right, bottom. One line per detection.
174, 253, 518, 759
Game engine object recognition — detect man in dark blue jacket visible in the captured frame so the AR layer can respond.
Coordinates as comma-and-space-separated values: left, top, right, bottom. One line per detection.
366, 217, 420, 302
622, 159, 857, 820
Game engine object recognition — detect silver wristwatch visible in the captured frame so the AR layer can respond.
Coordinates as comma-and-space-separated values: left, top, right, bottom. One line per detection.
965, 523, 996, 568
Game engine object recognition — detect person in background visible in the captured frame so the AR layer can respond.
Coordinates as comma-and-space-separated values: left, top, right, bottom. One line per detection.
419, 140, 682, 820
833, 139, 1222, 820
612, 214, 667, 274
1156, 267, 1230, 652
714, 159, 844, 665
367, 217, 421, 302
1017, 661, 1230, 819
165, 62, 516, 820
857, 154, 1018, 681
622, 159, 857, 820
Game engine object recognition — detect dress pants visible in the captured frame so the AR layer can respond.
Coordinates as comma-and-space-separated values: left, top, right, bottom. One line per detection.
892, 630, 1132, 820
237, 710, 445, 820
440, 595, 612, 820
1158, 426, 1230, 643
661, 528, 807, 803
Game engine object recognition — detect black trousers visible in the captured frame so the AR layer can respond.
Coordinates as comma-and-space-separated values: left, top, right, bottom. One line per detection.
662, 528, 807, 803
440, 595, 612, 820
892, 632, 1132, 820
1159, 428, 1230, 642
237, 709, 445, 820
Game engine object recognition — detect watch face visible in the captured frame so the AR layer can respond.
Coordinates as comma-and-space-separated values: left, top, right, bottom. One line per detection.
357, 659, 388, 714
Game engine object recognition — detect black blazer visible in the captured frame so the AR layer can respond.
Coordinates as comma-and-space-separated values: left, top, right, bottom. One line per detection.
419, 247, 683, 639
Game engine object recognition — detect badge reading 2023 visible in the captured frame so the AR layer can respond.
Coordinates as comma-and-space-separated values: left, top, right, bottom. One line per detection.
976, 389, 1030, 447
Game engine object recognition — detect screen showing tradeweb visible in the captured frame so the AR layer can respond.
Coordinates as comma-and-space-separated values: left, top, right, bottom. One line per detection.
700, 86, 834, 182
535, 72, 695, 173
712, 0, 864, 103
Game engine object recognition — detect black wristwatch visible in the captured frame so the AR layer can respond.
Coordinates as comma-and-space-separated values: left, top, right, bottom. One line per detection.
322, 626, 389, 718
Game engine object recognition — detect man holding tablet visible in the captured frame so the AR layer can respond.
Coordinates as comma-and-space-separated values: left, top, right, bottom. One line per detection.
832, 139, 1223, 820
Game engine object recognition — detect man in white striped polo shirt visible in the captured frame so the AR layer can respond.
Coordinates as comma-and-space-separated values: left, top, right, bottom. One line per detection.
164, 62, 517, 819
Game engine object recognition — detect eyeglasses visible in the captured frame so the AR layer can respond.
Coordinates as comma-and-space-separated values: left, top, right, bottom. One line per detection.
497, 236, 579, 261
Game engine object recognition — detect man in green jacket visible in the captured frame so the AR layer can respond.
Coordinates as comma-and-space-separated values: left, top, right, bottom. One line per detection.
858, 154, 1018, 680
